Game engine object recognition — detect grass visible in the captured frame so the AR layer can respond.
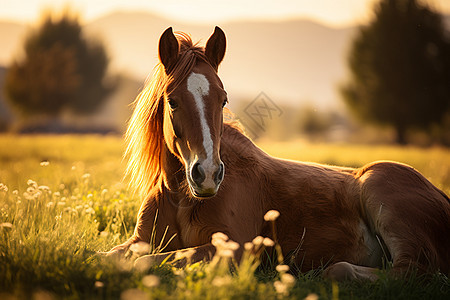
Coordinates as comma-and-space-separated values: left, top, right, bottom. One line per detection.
0, 134, 449, 299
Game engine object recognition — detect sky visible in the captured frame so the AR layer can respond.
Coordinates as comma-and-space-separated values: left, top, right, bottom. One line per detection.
1, 0, 449, 27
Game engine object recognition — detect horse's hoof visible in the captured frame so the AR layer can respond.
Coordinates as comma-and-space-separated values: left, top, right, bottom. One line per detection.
323, 262, 378, 282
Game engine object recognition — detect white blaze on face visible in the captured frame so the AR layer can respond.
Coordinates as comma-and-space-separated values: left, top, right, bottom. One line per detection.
187, 72, 216, 187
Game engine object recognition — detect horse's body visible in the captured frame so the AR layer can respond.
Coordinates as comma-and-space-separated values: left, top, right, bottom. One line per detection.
109, 27, 450, 281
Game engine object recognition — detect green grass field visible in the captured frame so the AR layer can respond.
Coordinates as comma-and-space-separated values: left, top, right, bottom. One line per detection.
0, 135, 449, 299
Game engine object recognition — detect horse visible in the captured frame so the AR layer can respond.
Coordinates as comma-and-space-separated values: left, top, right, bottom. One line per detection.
108, 26, 450, 281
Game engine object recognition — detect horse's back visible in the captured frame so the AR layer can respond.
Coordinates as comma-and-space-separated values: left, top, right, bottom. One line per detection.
357, 161, 450, 273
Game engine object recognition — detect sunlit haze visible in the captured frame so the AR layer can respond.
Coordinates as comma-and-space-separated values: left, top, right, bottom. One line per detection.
1, 0, 449, 26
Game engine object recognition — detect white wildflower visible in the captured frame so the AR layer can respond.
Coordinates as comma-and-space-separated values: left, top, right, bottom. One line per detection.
0, 183, 8, 192
226, 240, 240, 251
252, 236, 264, 246
120, 289, 147, 300
0, 222, 13, 229
212, 238, 227, 249
129, 241, 151, 256
274, 281, 288, 295
40, 161, 49, 167
38, 186, 51, 193
274, 272, 295, 296
85, 207, 95, 215
175, 249, 196, 262
217, 249, 234, 258
244, 242, 253, 251
63, 207, 73, 213
212, 232, 228, 242
264, 210, 280, 221
281, 273, 296, 285
173, 269, 185, 277
263, 237, 275, 247
142, 274, 160, 288
212, 276, 232, 287
304, 293, 319, 300
35, 191, 42, 199
276, 264, 290, 273
27, 179, 37, 187
212, 232, 230, 249
94, 281, 104, 288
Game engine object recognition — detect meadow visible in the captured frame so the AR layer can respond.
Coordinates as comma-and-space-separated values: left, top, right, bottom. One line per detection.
0, 134, 449, 299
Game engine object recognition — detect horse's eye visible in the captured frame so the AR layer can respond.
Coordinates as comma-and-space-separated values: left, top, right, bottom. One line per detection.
168, 98, 178, 110
222, 98, 228, 108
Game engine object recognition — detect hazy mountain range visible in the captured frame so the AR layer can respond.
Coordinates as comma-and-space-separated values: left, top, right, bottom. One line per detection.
0, 12, 357, 109
0, 12, 449, 131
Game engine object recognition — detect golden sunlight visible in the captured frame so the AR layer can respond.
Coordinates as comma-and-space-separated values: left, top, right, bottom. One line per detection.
1, 0, 448, 26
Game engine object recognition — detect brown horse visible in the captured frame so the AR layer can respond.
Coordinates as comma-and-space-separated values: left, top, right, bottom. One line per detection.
108, 27, 450, 281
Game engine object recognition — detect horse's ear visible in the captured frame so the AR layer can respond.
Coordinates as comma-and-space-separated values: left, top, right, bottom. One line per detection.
159, 27, 179, 74
205, 26, 226, 71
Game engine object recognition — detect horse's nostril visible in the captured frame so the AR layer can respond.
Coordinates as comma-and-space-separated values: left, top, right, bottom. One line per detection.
215, 162, 225, 184
191, 162, 205, 186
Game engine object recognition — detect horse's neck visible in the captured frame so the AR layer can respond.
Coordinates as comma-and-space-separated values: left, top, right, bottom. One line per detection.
221, 124, 269, 166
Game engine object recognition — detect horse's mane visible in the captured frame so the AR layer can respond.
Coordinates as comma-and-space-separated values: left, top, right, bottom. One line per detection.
124, 32, 218, 199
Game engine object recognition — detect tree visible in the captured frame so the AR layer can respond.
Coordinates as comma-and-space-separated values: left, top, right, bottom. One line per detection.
341, 0, 450, 144
5, 11, 112, 116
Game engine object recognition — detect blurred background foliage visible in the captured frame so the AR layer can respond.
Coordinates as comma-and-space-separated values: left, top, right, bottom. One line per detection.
341, 0, 450, 145
5, 11, 114, 117
0, 0, 449, 146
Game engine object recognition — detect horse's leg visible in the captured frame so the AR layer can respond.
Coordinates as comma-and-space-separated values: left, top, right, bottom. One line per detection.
323, 262, 378, 281
106, 195, 159, 257
359, 162, 450, 275
134, 243, 216, 271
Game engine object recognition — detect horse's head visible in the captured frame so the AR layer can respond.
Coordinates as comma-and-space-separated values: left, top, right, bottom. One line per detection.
159, 27, 227, 198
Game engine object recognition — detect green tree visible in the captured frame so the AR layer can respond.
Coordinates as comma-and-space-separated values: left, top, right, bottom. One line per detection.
5, 11, 112, 116
341, 0, 450, 144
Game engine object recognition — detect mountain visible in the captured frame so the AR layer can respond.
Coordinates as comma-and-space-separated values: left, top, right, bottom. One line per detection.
0, 21, 26, 65
85, 12, 356, 109
1, 12, 448, 131
0, 12, 356, 110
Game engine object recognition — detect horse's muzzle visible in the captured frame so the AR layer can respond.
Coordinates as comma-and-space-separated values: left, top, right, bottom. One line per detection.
187, 159, 224, 198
